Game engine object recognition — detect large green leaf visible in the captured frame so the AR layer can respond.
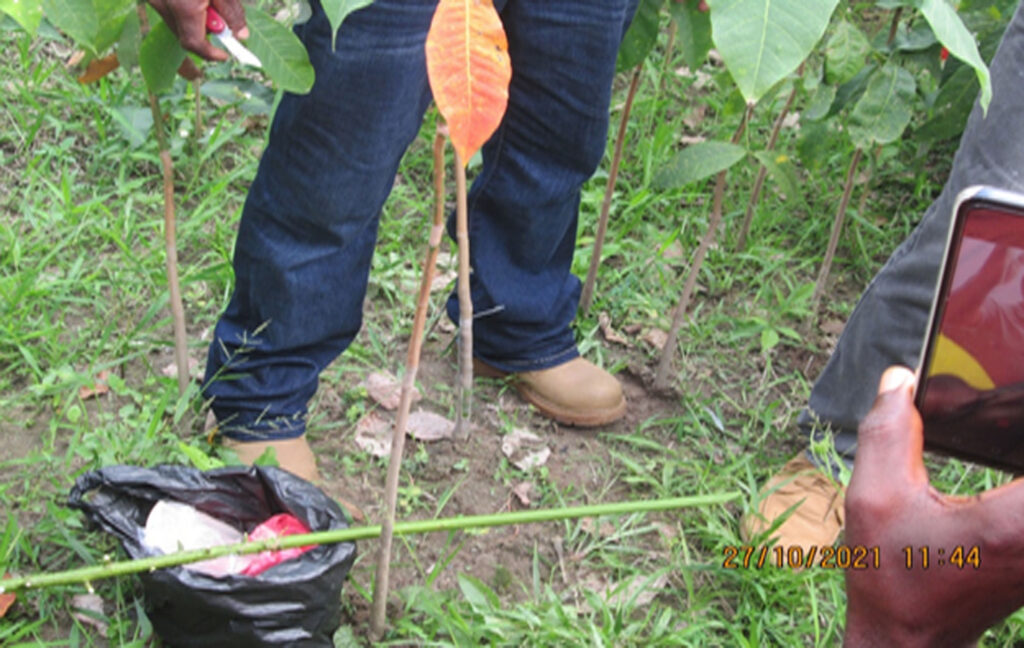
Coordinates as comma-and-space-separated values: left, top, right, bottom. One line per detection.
41, 0, 132, 54
803, 83, 836, 121
709, 0, 840, 101
322, 0, 373, 49
914, 63, 978, 143
0, 0, 43, 35
654, 140, 747, 189
914, 0, 991, 111
139, 18, 185, 94
91, 0, 133, 52
110, 104, 153, 148
40, 0, 98, 52
116, 9, 140, 69
824, 20, 869, 85
751, 150, 804, 207
616, 0, 662, 71
848, 64, 916, 149
244, 6, 315, 94
668, 0, 712, 70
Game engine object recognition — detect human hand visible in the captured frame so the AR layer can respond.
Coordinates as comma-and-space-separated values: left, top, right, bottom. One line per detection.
147, 0, 248, 61
843, 366, 1024, 647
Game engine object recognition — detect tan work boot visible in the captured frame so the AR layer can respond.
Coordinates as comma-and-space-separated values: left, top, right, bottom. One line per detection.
475, 357, 626, 426
740, 454, 845, 552
222, 435, 321, 483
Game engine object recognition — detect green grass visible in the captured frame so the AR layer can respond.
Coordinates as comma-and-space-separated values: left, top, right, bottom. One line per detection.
2, 10, 1024, 648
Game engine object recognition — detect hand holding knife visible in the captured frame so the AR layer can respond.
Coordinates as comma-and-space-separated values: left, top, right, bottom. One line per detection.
206, 7, 262, 68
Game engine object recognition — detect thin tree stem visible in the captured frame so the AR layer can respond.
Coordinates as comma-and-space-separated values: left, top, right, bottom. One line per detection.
370, 132, 448, 640
1, 492, 739, 594
139, 5, 189, 395
812, 147, 863, 310
454, 152, 473, 439
654, 103, 754, 390
580, 64, 642, 315
658, 19, 678, 95
736, 62, 804, 251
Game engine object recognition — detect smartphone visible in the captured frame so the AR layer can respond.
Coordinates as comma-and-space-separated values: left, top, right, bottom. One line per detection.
916, 185, 1024, 473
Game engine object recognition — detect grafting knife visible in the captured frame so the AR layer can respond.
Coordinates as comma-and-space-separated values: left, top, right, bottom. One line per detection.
206, 7, 262, 68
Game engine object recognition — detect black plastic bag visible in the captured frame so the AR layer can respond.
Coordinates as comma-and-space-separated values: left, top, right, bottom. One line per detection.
68, 464, 356, 648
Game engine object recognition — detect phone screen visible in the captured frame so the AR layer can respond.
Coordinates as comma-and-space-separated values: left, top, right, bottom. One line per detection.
917, 193, 1024, 471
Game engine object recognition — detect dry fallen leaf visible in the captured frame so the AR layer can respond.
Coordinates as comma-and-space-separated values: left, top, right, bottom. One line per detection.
622, 323, 643, 335
0, 575, 14, 618
511, 481, 534, 506
661, 239, 685, 261
162, 357, 202, 381
354, 411, 392, 458
406, 410, 454, 441
78, 370, 110, 400
576, 571, 669, 611
580, 517, 617, 538
430, 270, 457, 293
65, 50, 86, 68
820, 319, 845, 336
642, 328, 669, 351
364, 371, 421, 411
71, 593, 108, 637
598, 312, 631, 347
78, 53, 119, 84
501, 428, 551, 471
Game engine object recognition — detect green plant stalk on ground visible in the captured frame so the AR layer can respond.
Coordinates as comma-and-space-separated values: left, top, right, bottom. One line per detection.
0, 493, 739, 594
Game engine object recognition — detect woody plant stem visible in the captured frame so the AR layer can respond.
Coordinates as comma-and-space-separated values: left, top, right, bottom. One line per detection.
654, 103, 754, 390
580, 64, 642, 315
1, 492, 739, 594
139, 4, 189, 395
454, 150, 473, 438
370, 130, 448, 640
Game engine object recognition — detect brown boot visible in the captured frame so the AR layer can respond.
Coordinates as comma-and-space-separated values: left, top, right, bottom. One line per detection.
740, 454, 845, 552
222, 435, 321, 483
475, 357, 626, 426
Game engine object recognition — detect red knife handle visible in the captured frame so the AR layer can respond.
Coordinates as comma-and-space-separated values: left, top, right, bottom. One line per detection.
206, 7, 225, 33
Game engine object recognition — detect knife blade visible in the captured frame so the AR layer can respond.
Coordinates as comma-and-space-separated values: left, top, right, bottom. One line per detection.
206, 7, 262, 68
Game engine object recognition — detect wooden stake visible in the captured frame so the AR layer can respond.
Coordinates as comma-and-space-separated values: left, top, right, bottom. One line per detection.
139, 5, 189, 395
370, 132, 448, 640
453, 151, 473, 439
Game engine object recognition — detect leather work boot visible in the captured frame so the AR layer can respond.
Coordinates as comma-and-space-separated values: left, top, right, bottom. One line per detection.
222, 435, 321, 483
740, 454, 845, 552
475, 357, 626, 426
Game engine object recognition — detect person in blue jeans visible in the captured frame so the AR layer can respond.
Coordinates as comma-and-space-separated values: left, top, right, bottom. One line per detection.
149, 0, 635, 480
744, 0, 1024, 552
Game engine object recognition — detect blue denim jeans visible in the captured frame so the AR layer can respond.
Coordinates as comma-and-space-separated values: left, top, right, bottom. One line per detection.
803, 0, 1024, 468
204, 0, 636, 440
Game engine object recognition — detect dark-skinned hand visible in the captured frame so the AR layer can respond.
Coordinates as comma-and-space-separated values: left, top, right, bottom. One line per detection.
147, 0, 248, 61
844, 366, 1024, 647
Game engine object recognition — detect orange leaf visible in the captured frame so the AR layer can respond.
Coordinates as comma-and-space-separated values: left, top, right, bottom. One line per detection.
425, 0, 511, 165
0, 574, 14, 618
0, 592, 13, 618
77, 53, 120, 84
